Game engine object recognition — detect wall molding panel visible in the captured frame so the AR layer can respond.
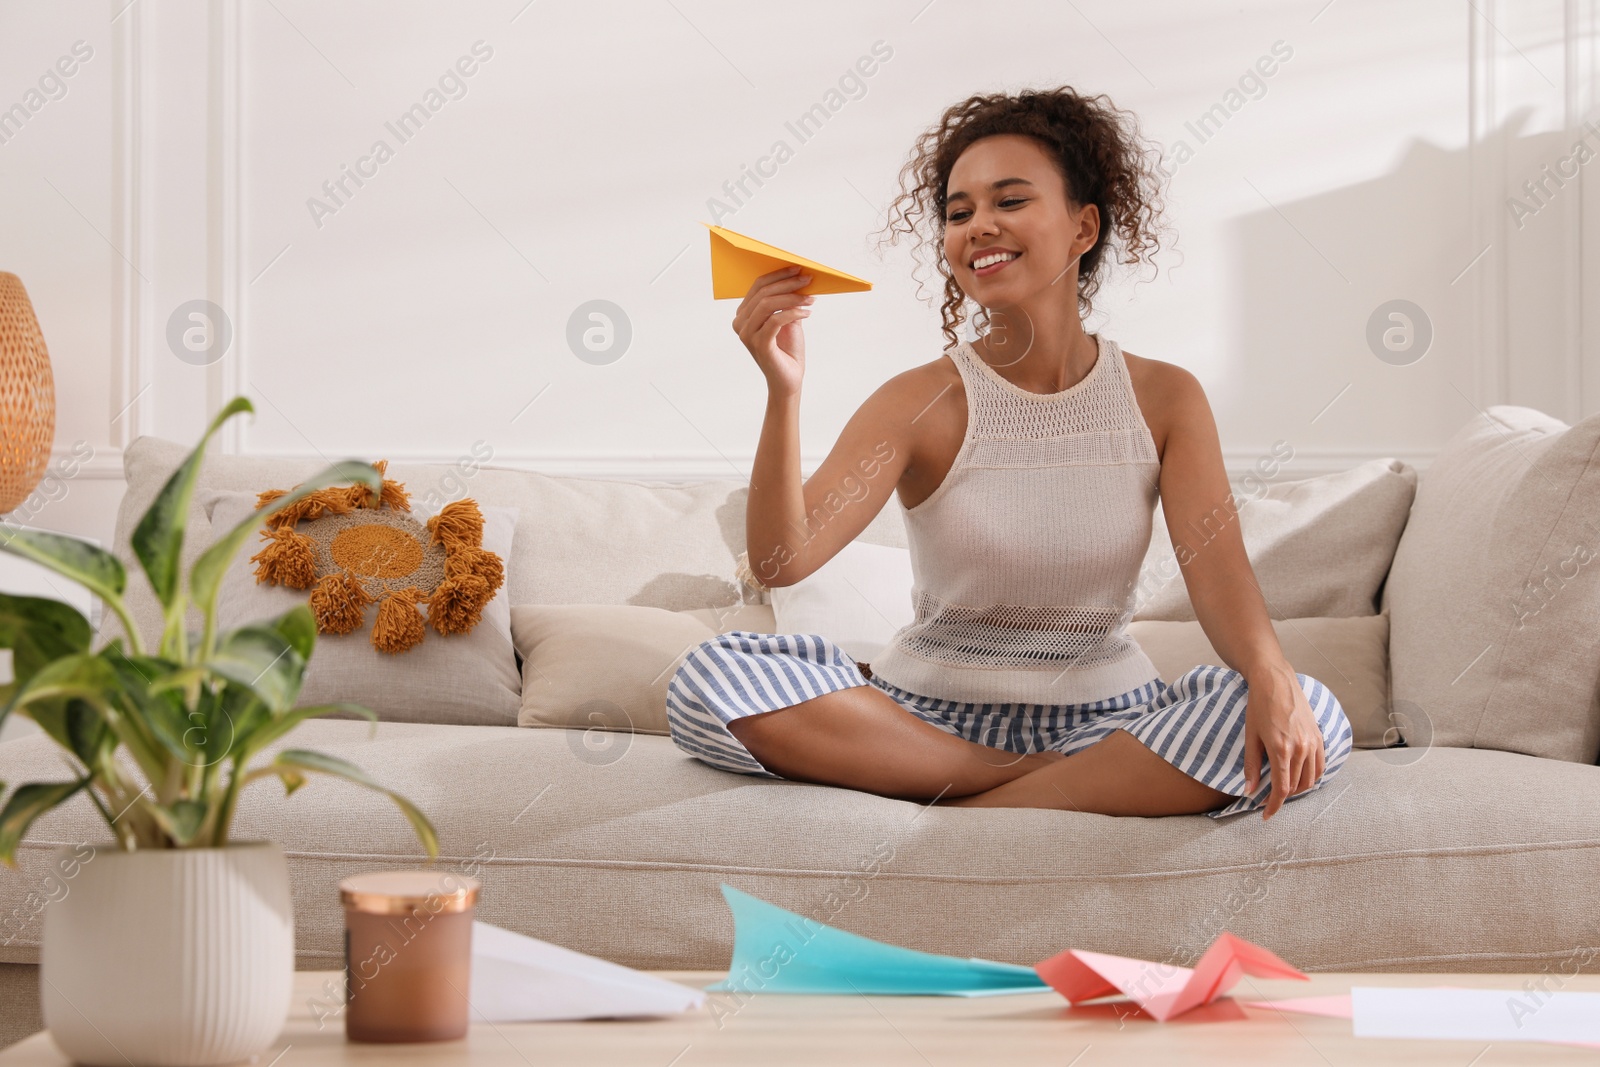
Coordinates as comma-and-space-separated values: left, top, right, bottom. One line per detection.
109, 0, 147, 455
21, 2, 1596, 502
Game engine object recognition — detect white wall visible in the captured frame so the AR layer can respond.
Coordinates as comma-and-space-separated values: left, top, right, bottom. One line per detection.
1, 0, 1596, 551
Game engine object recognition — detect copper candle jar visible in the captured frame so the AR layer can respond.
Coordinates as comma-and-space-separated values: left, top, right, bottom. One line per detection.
338, 870, 481, 1042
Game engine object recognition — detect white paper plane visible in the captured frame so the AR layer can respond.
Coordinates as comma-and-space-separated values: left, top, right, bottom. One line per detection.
1352, 987, 1600, 1048
468, 921, 707, 1022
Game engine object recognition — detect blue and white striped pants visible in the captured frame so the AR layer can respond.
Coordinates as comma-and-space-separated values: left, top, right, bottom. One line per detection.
664, 630, 1354, 819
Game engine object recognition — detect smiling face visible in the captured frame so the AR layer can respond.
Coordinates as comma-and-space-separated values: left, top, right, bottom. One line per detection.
942, 134, 1099, 311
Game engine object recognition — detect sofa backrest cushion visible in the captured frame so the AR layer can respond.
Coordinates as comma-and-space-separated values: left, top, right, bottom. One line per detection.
1133, 458, 1417, 620
1383, 405, 1600, 764
112, 436, 899, 653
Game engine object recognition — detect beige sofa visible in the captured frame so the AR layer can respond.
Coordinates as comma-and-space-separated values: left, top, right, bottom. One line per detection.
3, 404, 1599, 1047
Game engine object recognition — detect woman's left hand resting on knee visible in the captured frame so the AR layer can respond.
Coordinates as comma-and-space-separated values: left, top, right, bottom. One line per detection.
1244, 663, 1326, 820
1141, 354, 1331, 821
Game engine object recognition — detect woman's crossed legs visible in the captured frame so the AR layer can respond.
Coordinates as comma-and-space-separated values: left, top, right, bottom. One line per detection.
725, 682, 1233, 816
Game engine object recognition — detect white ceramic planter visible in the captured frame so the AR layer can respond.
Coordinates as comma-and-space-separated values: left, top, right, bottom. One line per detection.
40, 840, 294, 1067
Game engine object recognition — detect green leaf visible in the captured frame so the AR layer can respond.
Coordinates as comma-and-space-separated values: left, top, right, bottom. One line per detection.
14, 695, 73, 751
147, 666, 210, 696
0, 779, 89, 867
216, 685, 268, 763
97, 648, 193, 764
0, 594, 93, 741
270, 768, 307, 796
172, 799, 207, 840
270, 749, 438, 859
0, 593, 91, 704
8, 652, 119, 713
145, 798, 208, 846
3, 655, 118, 764
131, 397, 253, 620
0, 528, 126, 617
64, 698, 113, 769
188, 461, 381, 624
191, 681, 233, 769
207, 626, 305, 714
264, 604, 318, 663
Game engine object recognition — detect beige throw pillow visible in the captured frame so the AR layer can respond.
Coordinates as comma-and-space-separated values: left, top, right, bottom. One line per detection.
202, 490, 522, 727
1134, 458, 1417, 621
1383, 405, 1600, 764
1127, 616, 1391, 748
679, 603, 777, 633
511, 605, 723, 735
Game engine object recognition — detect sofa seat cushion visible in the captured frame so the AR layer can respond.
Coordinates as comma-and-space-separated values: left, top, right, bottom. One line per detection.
4, 721, 1598, 974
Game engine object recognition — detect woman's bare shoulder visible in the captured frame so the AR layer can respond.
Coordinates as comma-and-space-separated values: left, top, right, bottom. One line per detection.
891, 352, 963, 401
1124, 351, 1206, 405
1121, 350, 1204, 460
852, 355, 966, 509
860, 352, 963, 421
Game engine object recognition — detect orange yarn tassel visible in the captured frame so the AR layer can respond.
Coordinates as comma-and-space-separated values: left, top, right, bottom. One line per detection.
355, 460, 389, 508
249, 525, 318, 589
267, 487, 352, 529
370, 586, 426, 653
444, 544, 504, 597
374, 460, 411, 511
339, 460, 412, 512
255, 487, 288, 511
308, 569, 373, 635
305, 487, 354, 521
426, 499, 484, 550
334, 484, 368, 511
378, 478, 410, 511
427, 574, 490, 635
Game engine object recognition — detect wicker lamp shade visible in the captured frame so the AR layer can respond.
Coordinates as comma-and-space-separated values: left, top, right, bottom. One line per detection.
0, 272, 55, 516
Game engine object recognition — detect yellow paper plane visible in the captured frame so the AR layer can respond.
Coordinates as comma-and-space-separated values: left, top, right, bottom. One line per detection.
703, 222, 873, 300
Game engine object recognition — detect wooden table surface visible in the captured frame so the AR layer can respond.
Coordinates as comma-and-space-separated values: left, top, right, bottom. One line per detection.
5, 969, 1600, 1065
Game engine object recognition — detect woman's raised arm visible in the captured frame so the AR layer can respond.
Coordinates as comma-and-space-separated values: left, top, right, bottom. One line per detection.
732, 266, 916, 589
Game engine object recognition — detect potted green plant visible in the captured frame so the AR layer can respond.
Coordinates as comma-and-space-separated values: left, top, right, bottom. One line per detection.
0, 397, 438, 1067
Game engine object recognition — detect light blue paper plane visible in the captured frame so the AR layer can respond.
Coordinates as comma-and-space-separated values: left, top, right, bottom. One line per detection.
704, 883, 1052, 997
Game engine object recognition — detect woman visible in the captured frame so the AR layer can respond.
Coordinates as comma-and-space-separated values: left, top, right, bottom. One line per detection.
665, 87, 1353, 821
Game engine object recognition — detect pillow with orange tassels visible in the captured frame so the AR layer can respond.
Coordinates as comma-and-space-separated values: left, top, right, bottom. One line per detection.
248, 460, 506, 654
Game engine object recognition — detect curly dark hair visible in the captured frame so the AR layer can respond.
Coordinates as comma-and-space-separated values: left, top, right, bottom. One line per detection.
873, 87, 1172, 351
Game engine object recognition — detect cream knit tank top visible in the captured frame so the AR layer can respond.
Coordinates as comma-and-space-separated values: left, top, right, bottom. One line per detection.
869, 332, 1163, 706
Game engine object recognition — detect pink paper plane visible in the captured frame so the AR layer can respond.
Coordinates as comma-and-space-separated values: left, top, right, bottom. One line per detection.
1034, 931, 1308, 1022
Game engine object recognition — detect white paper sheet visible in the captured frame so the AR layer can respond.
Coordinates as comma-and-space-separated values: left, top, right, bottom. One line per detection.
468, 921, 706, 1022
1352, 986, 1600, 1047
